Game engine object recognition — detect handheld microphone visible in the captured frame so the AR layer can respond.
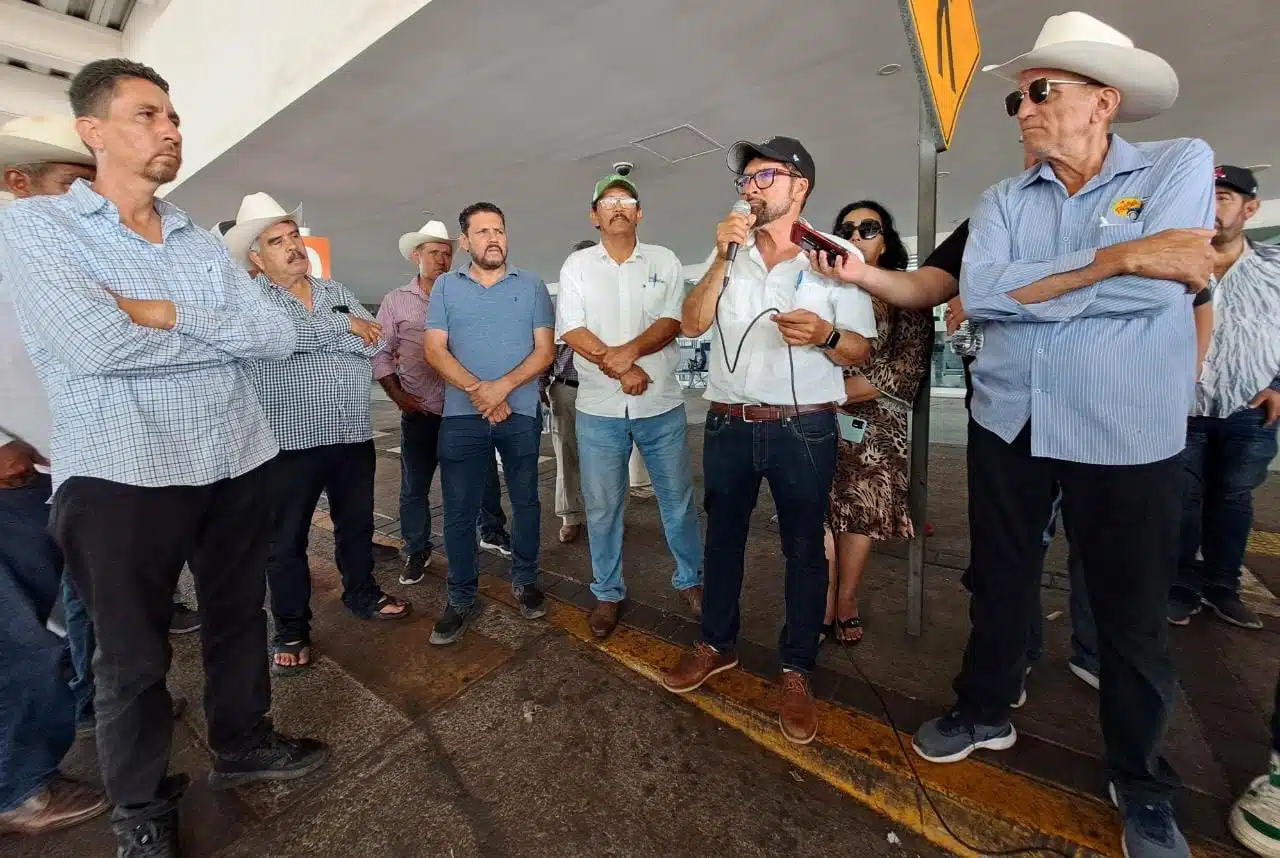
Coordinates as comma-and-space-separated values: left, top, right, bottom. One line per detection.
725, 199, 752, 263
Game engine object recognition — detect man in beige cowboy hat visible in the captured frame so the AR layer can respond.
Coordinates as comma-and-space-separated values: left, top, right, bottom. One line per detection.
224, 192, 411, 677
0, 114, 109, 838
900, 12, 1213, 858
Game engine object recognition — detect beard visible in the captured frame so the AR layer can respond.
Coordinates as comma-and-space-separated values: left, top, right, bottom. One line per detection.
473, 246, 507, 271
143, 153, 181, 184
750, 197, 790, 229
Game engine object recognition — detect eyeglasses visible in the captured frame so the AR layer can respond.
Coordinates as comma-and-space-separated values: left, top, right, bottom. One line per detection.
596, 197, 638, 210
733, 167, 800, 193
1004, 78, 1094, 116
835, 219, 883, 241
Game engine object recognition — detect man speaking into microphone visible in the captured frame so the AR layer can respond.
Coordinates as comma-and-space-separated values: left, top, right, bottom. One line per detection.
663, 136, 876, 744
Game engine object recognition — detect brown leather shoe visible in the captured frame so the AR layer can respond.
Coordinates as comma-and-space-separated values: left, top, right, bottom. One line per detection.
661, 642, 738, 693
588, 600, 620, 639
0, 776, 109, 836
558, 523, 582, 544
679, 585, 703, 619
778, 671, 817, 745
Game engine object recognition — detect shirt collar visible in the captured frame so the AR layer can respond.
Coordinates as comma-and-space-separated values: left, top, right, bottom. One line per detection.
66, 178, 192, 238
593, 242, 645, 265
458, 264, 522, 285
1014, 134, 1151, 192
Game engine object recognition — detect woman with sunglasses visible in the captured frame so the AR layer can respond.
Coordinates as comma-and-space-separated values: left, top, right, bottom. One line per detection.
822, 201, 933, 644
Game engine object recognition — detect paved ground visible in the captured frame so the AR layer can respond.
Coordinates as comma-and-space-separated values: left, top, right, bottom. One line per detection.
19, 389, 1277, 855
18, 533, 944, 858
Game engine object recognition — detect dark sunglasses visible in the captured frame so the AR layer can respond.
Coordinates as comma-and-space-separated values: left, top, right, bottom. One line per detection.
835, 219, 882, 241
1004, 78, 1093, 116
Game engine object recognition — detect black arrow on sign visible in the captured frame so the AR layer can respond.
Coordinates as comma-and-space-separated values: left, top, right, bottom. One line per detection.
936, 0, 957, 92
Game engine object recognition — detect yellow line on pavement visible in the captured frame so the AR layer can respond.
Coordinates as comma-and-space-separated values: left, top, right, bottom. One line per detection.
1248, 530, 1280, 557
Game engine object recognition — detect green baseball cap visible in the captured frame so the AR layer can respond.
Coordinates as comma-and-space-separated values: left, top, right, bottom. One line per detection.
592, 173, 638, 205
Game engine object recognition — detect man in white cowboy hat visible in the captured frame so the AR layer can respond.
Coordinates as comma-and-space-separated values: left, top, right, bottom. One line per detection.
904, 13, 1216, 858
0, 114, 109, 838
2, 59, 330, 857
375, 219, 511, 583
224, 192, 413, 677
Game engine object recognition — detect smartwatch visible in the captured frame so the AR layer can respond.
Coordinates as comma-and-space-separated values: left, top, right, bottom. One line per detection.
820, 326, 841, 350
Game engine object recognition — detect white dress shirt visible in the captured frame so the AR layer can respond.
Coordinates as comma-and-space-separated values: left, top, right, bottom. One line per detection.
702, 229, 877, 406
555, 241, 686, 420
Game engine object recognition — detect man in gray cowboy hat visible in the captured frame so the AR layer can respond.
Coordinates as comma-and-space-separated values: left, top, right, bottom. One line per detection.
905, 12, 1215, 858
222, 192, 413, 678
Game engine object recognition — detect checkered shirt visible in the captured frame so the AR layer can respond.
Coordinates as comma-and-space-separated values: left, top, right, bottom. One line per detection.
245, 274, 384, 450
0, 180, 295, 493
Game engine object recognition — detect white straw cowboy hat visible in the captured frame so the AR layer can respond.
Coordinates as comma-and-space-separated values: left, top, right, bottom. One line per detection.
0, 115, 95, 172
222, 193, 301, 270
982, 11, 1178, 123
398, 220, 455, 262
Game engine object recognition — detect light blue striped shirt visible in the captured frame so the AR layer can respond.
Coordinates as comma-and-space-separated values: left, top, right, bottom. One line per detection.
960, 135, 1215, 465
0, 179, 296, 492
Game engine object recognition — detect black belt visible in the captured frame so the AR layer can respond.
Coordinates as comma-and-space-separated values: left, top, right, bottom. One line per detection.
552, 378, 579, 388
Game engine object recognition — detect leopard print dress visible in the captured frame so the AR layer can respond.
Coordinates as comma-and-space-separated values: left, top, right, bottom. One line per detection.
828, 298, 934, 541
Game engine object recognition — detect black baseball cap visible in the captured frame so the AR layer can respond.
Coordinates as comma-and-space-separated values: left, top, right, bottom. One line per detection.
1215, 165, 1259, 198
727, 136, 815, 187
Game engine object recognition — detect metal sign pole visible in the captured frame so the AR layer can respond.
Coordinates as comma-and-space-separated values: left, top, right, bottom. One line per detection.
907, 101, 938, 637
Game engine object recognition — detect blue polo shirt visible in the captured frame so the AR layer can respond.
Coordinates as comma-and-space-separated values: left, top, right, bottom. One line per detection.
425, 265, 554, 418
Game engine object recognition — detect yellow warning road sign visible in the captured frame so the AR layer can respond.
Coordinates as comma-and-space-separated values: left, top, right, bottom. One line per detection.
900, 0, 981, 151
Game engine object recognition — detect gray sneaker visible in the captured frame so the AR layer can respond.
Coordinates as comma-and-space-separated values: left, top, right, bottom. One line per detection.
1109, 783, 1190, 858
1167, 596, 1201, 626
912, 710, 1016, 764
1202, 590, 1264, 630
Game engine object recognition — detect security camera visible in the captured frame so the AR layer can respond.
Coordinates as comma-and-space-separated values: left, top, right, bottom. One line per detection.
613, 161, 634, 177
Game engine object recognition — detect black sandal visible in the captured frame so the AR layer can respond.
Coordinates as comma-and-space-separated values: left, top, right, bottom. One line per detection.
271, 640, 313, 676
365, 594, 412, 621
836, 617, 864, 645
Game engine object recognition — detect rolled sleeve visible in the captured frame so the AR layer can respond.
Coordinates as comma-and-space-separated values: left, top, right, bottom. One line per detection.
554, 261, 586, 341
372, 297, 398, 381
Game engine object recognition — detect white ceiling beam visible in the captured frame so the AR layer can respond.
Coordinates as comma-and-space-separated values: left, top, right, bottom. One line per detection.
0, 64, 73, 120
0, 0, 123, 75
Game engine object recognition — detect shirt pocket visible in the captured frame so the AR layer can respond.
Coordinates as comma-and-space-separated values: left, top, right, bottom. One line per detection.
173, 257, 228, 309
1094, 221, 1145, 249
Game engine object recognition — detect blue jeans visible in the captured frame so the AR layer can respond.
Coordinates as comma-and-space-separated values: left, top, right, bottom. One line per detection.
399, 411, 441, 556
576, 404, 702, 602
1027, 489, 1099, 675
439, 414, 542, 608
0, 474, 75, 812
700, 409, 837, 674
1175, 409, 1279, 599
62, 575, 95, 728
478, 455, 507, 538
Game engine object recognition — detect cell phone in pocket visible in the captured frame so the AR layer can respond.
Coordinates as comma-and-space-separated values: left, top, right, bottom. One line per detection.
837, 413, 868, 444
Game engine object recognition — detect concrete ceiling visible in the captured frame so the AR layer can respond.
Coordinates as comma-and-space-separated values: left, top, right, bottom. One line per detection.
165, 0, 1280, 302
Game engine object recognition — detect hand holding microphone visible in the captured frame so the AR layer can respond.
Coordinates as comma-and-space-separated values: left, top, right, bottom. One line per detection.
716, 200, 755, 263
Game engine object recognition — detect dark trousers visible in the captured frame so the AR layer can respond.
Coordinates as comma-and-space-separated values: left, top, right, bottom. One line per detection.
1176, 409, 1278, 599
399, 411, 441, 557
958, 420, 1181, 803
267, 441, 382, 643
700, 410, 837, 674
50, 467, 274, 822
439, 414, 542, 608
1273, 674, 1279, 754
0, 474, 74, 812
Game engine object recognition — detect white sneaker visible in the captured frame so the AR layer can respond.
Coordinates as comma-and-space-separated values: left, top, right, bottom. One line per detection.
1068, 659, 1101, 691
1230, 755, 1280, 858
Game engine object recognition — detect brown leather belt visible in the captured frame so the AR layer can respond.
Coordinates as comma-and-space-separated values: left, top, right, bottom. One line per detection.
709, 402, 836, 422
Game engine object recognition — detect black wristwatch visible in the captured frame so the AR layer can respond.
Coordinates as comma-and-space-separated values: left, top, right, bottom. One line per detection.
331, 305, 350, 314
819, 326, 841, 350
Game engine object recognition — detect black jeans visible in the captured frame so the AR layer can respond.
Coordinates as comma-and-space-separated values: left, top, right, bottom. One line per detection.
958, 420, 1181, 803
267, 441, 382, 643
1273, 674, 1279, 753
700, 409, 837, 674
1176, 409, 1279, 599
49, 467, 274, 823
399, 411, 441, 557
